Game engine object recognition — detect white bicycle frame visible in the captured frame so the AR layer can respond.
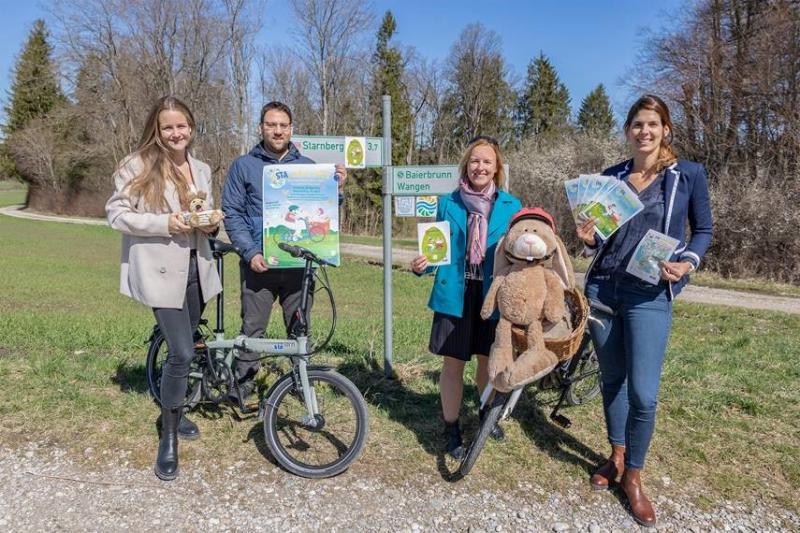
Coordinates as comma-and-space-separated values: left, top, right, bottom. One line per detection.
202, 334, 321, 427
478, 384, 524, 422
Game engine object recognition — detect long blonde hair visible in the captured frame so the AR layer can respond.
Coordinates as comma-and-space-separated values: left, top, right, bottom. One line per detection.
458, 136, 506, 189
126, 96, 196, 212
624, 94, 678, 173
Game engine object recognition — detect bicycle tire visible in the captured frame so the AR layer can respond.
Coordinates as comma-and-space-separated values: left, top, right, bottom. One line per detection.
459, 391, 508, 476
145, 331, 203, 409
564, 339, 601, 406
263, 369, 368, 479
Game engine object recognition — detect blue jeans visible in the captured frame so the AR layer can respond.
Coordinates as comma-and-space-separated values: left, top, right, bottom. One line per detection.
584, 277, 672, 470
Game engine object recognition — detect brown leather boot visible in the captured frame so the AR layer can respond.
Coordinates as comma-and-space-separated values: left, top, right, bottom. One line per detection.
590, 444, 625, 491
621, 468, 656, 527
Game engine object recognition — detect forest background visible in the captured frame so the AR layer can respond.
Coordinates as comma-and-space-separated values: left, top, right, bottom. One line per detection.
1, 0, 798, 283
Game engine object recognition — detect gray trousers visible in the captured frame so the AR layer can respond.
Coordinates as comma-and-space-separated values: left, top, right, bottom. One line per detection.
153, 252, 203, 409
236, 261, 313, 382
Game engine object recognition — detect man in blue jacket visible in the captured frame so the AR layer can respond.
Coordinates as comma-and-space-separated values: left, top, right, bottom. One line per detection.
222, 101, 346, 399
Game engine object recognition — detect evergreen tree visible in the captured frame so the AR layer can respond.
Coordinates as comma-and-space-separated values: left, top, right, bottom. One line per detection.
1, 19, 65, 179
577, 84, 615, 135
516, 52, 570, 139
3, 19, 64, 134
372, 10, 412, 165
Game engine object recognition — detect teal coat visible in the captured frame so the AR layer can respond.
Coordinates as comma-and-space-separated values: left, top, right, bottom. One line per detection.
426, 190, 522, 318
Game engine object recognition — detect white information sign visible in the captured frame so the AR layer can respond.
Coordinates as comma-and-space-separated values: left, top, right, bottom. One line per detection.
391, 165, 510, 196
394, 196, 415, 217
293, 135, 383, 167
391, 166, 459, 196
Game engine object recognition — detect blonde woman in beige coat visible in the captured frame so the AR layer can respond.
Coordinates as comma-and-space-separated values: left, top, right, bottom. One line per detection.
106, 96, 221, 481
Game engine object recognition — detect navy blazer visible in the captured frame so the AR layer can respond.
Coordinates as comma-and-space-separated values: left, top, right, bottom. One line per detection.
585, 159, 713, 298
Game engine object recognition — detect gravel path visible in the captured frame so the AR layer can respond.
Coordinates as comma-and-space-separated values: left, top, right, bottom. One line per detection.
4, 204, 796, 316
2, 443, 797, 532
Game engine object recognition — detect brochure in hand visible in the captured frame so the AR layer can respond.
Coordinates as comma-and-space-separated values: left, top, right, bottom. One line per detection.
578, 180, 644, 240
625, 229, 680, 284
417, 221, 451, 266
565, 174, 613, 224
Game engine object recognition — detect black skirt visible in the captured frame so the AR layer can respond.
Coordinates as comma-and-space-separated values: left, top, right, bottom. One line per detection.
428, 279, 498, 361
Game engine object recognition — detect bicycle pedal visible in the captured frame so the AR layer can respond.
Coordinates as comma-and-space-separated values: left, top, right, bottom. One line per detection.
551, 413, 572, 428
239, 401, 258, 414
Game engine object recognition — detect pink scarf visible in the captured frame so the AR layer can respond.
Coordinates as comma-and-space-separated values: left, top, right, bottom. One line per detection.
459, 177, 496, 265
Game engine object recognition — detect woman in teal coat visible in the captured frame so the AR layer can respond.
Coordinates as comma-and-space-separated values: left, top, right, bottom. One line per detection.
411, 137, 522, 459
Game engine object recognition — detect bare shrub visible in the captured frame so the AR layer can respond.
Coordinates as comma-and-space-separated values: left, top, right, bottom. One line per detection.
507, 132, 626, 252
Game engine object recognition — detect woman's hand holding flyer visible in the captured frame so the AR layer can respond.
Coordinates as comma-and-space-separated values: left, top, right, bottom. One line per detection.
417, 221, 451, 266
625, 229, 680, 284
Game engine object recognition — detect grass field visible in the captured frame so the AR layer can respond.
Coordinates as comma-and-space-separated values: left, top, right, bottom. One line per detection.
0, 195, 798, 512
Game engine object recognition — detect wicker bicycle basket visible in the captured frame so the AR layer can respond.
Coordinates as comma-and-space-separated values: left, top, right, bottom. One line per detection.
511, 287, 589, 361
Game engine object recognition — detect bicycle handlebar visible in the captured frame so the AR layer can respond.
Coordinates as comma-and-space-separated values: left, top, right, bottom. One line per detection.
278, 242, 332, 266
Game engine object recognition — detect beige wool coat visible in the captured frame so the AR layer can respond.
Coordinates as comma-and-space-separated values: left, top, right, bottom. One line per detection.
105, 154, 222, 309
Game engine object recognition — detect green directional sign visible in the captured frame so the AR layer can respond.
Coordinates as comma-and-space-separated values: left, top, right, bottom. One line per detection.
391, 166, 459, 196
392, 165, 510, 196
293, 135, 383, 167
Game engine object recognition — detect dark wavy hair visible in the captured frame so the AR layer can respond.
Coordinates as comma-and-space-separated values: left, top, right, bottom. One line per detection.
624, 94, 678, 172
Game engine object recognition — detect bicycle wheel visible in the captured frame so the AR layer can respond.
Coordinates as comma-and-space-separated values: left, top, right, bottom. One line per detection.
564, 341, 601, 406
459, 391, 509, 476
145, 331, 203, 409
263, 369, 368, 478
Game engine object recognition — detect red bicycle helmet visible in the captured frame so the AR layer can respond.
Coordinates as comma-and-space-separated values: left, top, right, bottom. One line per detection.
509, 207, 557, 233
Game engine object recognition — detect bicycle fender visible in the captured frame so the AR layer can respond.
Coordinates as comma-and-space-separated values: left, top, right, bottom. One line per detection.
260, 364, 334, 401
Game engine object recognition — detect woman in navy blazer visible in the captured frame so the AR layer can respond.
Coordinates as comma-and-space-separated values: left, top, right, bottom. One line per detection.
411, 137, 522, 460
577, 95, 712, 527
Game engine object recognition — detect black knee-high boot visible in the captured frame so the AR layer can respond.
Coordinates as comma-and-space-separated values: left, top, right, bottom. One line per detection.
155, 407, 180, 480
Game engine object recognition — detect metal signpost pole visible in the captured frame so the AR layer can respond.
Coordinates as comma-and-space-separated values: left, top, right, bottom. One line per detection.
381, 95, 393, 378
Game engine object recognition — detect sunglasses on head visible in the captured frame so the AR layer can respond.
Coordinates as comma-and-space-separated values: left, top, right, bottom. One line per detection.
468, 135, 499, 147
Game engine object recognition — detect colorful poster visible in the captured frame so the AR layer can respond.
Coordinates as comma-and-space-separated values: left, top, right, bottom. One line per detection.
262, 164, 340, 268
344, 136, 366, 169
417, 221, 451, 266
626, 229, 680, 284
415, 195, 437, 217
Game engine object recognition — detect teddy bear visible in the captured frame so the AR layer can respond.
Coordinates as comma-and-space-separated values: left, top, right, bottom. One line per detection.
480, 207, 575, 393
183, 191, 224, 228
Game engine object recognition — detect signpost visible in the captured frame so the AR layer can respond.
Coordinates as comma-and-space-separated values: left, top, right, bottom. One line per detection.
392, 165, 510, 196
391, 166, 459, 196
293, 135, 383, 167
293, 103, 510, 379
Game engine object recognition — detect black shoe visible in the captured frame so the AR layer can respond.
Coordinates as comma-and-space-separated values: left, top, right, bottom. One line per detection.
178, 414, 200, 441
155, 407, 180, 481
444, 421, 464, 460
228, 380, 255, 404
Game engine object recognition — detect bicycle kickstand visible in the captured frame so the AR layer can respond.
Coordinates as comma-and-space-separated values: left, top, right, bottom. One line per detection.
549, 387, 572, 429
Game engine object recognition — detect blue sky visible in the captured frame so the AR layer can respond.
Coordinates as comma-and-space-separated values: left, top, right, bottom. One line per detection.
0, 0, 683, 123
